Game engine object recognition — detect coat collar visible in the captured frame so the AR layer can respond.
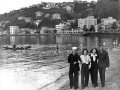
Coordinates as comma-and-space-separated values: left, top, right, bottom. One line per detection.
91, 53, 97, 57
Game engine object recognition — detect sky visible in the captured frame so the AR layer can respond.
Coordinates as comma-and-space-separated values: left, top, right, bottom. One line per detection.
0, 0, 97, 14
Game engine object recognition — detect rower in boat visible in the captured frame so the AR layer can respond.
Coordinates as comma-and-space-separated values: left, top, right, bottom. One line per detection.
13, 44, 16, 50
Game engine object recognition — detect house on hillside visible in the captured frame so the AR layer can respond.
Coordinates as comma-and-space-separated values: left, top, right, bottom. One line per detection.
21, 28, 31, 34
67, 19, 76, 24
45, 14, 50, 18
25, 18, 31, 23
101, 17, 116, 25
9, 26, 20, 35
36, 11, 44, 17
44, 2, 55, 9
52, 13, 61, 19
18, 16, 25, 20
65, 5, 74, 13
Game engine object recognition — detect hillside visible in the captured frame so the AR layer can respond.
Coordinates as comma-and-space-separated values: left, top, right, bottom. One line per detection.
0, 7, 72, 29
94, 0, 120, 19
1, 1, 120, 30
0, 1, 97, 30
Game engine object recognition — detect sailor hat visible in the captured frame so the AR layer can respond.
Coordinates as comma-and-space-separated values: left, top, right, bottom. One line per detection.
72, 47, 77, 50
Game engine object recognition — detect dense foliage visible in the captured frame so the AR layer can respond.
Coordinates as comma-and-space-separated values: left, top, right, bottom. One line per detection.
94, 0, 120, 19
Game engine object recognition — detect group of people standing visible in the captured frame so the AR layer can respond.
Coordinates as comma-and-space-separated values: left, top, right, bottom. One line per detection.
68, 45, 110, 90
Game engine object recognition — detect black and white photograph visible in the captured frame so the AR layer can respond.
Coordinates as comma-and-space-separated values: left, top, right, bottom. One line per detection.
0, 0, 120, 90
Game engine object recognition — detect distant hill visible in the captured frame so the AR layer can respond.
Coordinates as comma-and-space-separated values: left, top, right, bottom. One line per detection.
94, 0, 120, 19
0, 2, 96, 30
1, 1, 120, 30
0, 5, 75, 29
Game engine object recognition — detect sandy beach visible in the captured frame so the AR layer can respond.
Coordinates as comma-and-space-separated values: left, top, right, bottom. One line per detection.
0, 44, 120, 90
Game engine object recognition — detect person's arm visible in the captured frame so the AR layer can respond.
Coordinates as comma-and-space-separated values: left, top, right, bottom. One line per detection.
80, 56, 82, 63
68, 54, 70, 63
78, 55, 82, 64
73, 54, 80, 65
97, 56, 99, 63
88, 55, 91, 69
88, 55, 91, 63
106, 51, 110, 68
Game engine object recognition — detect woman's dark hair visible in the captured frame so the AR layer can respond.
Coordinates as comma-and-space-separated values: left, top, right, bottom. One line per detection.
82, 48, 88, 54
90, 48, 98, 54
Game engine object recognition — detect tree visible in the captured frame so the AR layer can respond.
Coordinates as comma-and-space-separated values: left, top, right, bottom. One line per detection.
111, 22, 117, 29
83, 25, 88, 31
94, 0, 120, 19
89, 25, 95, 32
25, 30, 31, 34
74, 2, 88, 13
97, 17, 101, 24
70, 20, 78, 29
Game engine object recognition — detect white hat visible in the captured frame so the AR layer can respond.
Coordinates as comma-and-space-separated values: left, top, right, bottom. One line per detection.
72, 47, 77, 50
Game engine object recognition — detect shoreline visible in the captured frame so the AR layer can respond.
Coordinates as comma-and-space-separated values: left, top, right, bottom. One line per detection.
1, 32, 120, 36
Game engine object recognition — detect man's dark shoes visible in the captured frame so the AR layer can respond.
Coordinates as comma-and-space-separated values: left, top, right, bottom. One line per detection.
102, 84, 105, 87
92, 84, 95, 87
94, 84, 98, 87
85, 84, 88, 87
81, 87, 84, 89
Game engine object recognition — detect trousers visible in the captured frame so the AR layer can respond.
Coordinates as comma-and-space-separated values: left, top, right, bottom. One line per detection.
99, 68, 106, 86
81, 64, 89, 88
69, 68, 79, 89
90, 68, 98, 86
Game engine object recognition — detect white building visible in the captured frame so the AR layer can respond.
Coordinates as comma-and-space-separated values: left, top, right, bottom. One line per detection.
10, 26, 20, 35
56, 23, 82, 34
101, 17, 116, 25
78, 19, 86, 29
78, 16, 97, 29
56, 23, 64, 34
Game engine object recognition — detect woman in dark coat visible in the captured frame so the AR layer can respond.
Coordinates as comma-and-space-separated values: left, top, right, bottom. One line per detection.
89, 48, 99, 87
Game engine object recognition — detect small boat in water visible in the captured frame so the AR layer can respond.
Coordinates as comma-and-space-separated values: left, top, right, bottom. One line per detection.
3, 45, 31, 50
